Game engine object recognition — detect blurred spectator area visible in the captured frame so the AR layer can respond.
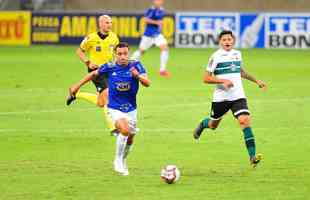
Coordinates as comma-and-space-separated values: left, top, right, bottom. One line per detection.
0, 0, 309, 11
0, 0, 64, 10
64, 0, 310, 12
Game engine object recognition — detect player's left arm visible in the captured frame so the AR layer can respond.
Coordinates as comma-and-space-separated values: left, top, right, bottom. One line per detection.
240, 67, 267, 90
138, 73, 151, 87
130, 62, 150, 87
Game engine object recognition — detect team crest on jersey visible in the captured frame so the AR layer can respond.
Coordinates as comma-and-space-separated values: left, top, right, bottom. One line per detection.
96, 46, 101, 52
107, 62, 115, 68
230, 63, 237, 71
116, 82, 131, 91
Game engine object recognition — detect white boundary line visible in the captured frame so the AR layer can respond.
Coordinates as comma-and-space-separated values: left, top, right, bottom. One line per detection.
0, 126, 309, 134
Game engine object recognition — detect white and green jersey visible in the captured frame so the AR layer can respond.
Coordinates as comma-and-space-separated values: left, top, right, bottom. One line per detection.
206, 48, 246, 102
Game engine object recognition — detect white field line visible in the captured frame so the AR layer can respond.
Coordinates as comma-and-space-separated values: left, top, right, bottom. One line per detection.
0, 85, 308, 97
0, 97, 309, 116
0, 126, 309, 134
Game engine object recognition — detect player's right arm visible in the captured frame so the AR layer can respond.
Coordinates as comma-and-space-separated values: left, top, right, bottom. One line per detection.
130, 61, 151, 87
203, 56, 233, 89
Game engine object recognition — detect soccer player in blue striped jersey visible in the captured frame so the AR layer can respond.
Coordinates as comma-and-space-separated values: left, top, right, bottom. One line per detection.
69, 43, 151, 176
193, 30, 267, 167
131, 0, 170, 77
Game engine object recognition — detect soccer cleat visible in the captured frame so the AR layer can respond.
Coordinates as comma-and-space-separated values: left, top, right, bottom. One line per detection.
66, 94, 76, 106
122, 159, 129, 176
250, 153, 263, 168
159, 69, 171, 77
66, 88, 76, 106
110, 129, 119, 137
113, 159, 125, 174
193, 121, 205, 140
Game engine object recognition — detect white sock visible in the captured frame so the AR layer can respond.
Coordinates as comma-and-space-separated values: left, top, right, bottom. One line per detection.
131, 50, 142, 61
124, 144, 133, 159
160, 50, 169, 71
115, 134, 128, 161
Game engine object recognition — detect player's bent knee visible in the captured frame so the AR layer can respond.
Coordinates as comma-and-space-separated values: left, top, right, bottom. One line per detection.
97, 101, 106, 107
209, 124, 218, 130
208, 119, 220, 130
116, 120, 130, 136
160, 45, 168, 51
238, 115, 250, 126
97, 93, 108, 107
119, 126, 130, 136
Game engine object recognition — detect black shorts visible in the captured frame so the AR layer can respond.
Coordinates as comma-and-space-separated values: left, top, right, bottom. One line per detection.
210, 98, 250, 120
88, 68, 108, 93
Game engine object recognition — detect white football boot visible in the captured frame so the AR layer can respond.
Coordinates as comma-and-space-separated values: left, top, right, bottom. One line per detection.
122, 159, 129, 176
113, 159, 125, 174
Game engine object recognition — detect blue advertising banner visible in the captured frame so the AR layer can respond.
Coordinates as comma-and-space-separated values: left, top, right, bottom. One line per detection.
266, 13, 310, 48
239, 13, 265, 48
176, 12, 310, 49
175, 12, 239, 48
31, 12, 175, 45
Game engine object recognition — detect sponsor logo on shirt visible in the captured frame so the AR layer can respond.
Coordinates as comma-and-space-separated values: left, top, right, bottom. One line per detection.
116, 82, 131, 91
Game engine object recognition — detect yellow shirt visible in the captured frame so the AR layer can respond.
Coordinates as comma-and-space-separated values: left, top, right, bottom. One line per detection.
80, 31, 119, 65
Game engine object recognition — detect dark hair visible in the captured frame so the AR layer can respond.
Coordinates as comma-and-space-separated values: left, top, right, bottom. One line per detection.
114, 42, 130, 51
218, 30, 235, 40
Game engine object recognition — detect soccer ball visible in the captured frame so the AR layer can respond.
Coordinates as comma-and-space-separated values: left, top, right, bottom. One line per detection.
160, 165, 181, 184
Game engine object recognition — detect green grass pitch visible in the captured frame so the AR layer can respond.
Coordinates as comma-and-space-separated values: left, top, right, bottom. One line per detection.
0, 46, 310, 200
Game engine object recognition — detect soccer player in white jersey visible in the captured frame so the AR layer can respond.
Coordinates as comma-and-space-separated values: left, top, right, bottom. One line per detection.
131, 0, 170, 77
193, 30, 267, 167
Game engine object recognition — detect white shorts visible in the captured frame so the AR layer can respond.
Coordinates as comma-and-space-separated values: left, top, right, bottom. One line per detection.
139, 34, 168, 50
108, 108, 139, 134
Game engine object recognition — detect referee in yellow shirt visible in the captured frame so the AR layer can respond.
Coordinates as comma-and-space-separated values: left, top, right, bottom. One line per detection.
67, 15, 119, 134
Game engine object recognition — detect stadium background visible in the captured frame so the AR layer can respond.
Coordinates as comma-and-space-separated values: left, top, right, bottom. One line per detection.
1, 1, 310, 200
1, 0, 310, 48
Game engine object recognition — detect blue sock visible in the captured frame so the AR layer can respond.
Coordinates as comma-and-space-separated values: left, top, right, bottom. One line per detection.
243, 127, 256, 158
202, 118, 210, 129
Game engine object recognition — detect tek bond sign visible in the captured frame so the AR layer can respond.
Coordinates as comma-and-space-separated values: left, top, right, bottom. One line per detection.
176, 12, 310, 49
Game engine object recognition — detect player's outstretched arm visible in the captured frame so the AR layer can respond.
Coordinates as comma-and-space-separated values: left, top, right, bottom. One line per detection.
69, 70, 99, 95
203, 72, 233, 90
240, 68, 267, 90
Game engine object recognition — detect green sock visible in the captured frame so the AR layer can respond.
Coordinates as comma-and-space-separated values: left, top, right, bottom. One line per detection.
202, 118, 210, 129
243, 127, 256, 158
